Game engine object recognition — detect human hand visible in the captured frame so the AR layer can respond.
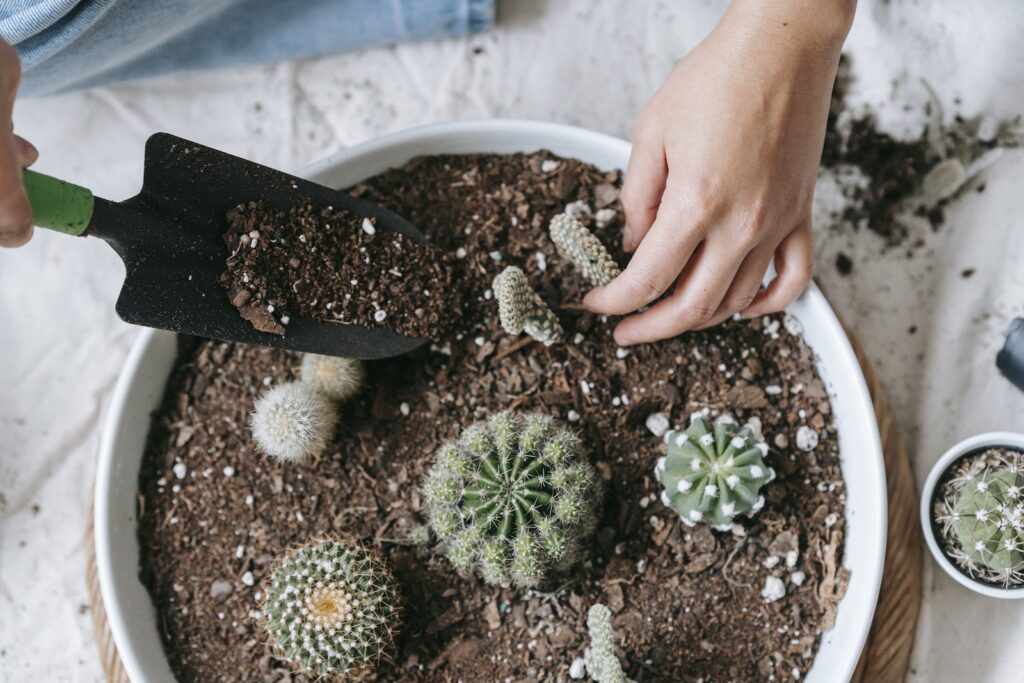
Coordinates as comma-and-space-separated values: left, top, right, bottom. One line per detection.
0, 39, 37, 248
584, 0, 855, 345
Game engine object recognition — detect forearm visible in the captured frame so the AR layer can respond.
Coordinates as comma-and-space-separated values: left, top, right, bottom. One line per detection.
721, 0, 856, 59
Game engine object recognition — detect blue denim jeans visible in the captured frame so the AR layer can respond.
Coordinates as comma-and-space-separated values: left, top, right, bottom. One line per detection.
0, 0, 495, 95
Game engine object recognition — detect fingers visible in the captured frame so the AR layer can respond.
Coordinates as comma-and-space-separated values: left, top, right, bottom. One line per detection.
583, 184, 705, 316
0, 133, 33, 247
611, 238, 744, 346
0, 41, 30, 248
740, 217, 813, 318
693, 242, 776, 330
14, 134, 37, 166
620, 122, 667, 252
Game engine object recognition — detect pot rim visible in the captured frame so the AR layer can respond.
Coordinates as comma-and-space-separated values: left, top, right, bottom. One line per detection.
920, 431, 1024, 599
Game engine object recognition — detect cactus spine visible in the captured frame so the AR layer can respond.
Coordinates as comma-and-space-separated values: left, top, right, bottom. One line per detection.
548, 213, 622, 287
492, 265, 563, 346
584, 604, 634, 683
423, 412, 599, 588
935, 449, 1024, 587
654, 415, 775, 531
300, 354, 364, 401
250, 381, 338, 461
263, 540, 401, 677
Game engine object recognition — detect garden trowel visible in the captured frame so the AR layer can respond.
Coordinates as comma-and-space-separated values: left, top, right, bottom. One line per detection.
24, 133, 427, 359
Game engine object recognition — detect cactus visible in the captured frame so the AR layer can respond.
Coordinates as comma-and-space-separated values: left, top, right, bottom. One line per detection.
423, 412, 599, 588
935, 449, 1024, 587
548, 213, 622, 287
250, 381, 338, 461
300, 353, 364, 401
263, 540, 401, 677
584, 604, 633, 683
654, 414, 775, 531
492, 265, 563, 346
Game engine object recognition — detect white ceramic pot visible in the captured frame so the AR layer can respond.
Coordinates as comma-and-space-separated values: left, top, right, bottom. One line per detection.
920, 431, 1024, 599
94, 120, 887, 682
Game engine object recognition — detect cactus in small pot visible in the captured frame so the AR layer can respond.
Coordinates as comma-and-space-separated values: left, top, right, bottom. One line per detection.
492, 266, 564, 346
654, 414, 775, 531
548, 213, 621, 287
263, 539, 401, 677
583, 604, 634, 683
251, 381, 338, 461
423, 412, 599, 588
300, 353, 364, 401
935, 449, 1024, 587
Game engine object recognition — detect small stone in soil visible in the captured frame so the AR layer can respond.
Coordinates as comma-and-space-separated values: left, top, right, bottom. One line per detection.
645, 412, 670, 438
762, 576, 787, 602
796, 426, 819, 451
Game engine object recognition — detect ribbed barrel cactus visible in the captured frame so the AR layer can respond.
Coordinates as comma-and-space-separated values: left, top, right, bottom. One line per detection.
548, 213, 621, 287
654, 415, 775, 531
423, 412, 599, 588
264, 540, 401, 677
493, 265, 563, 346
935, 449, 1024, 587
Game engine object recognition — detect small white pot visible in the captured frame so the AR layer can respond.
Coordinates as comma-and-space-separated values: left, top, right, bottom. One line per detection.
920, 431, 1024, 599
95, 120, 887, 682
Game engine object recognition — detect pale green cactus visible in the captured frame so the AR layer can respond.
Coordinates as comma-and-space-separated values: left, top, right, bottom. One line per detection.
263, 540, 401, 677
583, 604, 634, 683
935, 449, 1024, 587
250, 381, 338, 461
548, 213, 622, 287
300, 353, 364, 401
654, 414, 775, 531
492, 265, 563, 346
423, 412, 599, 588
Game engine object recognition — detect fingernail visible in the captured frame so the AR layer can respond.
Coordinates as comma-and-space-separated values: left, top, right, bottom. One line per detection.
613, 330, 633, 347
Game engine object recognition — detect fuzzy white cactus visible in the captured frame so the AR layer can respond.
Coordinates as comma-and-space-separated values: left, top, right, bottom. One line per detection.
492, 265, 564, 346
264, 540, 401, 677
584, 604, 633, 683
251, 381, 338, 461
549, 213, 622, 287
300, 353, 364, 401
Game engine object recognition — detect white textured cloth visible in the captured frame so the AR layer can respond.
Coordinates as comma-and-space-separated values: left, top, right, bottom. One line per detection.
1, 1, 1023, 681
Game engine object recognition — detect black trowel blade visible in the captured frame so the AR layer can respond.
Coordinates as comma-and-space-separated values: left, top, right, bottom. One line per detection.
88, 132, 427, 359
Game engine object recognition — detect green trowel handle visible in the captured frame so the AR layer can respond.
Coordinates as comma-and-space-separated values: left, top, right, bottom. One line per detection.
23, 169, 94, 236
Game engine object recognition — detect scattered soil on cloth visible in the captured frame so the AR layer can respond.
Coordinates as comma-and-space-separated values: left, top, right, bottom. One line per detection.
219, 200, 468, 341
139, 152, 849, 682
821, 55, 938, 246
821, 54, 1015, 252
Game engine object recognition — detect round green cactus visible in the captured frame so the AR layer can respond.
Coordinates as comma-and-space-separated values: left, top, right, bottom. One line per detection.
939, 456, 1024, 586
548, 212, 621, 287
654, 414, 775, 530
423, 412, 599, 588
263, 540, 401, 677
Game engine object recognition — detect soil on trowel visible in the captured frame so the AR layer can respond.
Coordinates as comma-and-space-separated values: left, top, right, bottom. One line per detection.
220, 200, 469, 341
